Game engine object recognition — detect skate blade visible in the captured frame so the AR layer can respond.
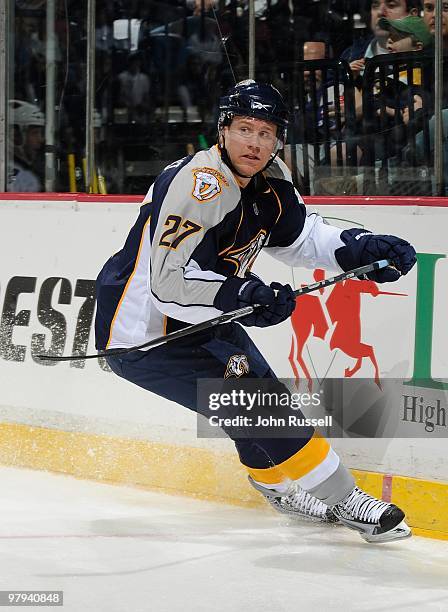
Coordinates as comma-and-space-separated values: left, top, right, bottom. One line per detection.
361, 521, 412, 544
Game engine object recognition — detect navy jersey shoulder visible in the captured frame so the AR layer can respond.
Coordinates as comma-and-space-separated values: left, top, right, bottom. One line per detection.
95, 200, 152, 349
265, 176, 306, 248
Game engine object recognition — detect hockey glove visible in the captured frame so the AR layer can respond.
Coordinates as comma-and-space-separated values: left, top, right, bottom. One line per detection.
335, 229, 416, 283
214, 277, 296, 327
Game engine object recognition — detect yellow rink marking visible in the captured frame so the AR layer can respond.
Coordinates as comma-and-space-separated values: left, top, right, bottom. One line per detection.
0, 423, 446, 539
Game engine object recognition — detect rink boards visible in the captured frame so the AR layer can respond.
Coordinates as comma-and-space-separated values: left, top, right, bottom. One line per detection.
0, 193, 447, 539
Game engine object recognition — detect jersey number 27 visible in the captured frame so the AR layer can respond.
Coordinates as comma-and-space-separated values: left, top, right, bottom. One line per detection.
158, 214, 202, 250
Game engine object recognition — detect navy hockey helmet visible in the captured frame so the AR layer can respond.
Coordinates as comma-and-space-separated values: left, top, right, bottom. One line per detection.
218, 80, 289, 143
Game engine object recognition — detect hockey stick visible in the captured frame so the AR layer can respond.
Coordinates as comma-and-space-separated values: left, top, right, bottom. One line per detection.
36, 259, 391, 363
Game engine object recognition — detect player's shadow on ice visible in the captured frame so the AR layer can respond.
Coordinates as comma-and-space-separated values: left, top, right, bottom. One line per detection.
35, 511, 329, 578
254, 540, 448, 590
36, 512, 447, 590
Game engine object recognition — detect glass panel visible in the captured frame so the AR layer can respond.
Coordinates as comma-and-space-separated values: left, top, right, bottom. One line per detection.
7, 0, 86, 193
3, 0, 446, 196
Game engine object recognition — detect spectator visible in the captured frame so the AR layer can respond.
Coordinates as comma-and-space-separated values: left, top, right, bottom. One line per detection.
341, 1, 421, 77
382, 15, 433, 53
380, 15, 432, 116
188, 0, 217, 16
291, 41, 347, 194
117, 52, 151, 123
95, 7, 113, 53
183, 17, 223, 121
14, 15, 46, 103
357, 16, 432, 191
423, 0, 448, 107
342, 1, 422, 120
303, 40, 343, 135
294, 41, 330, 154
378, 16, 432, 146
304, 40, 327, 74
7, 100, 45, 192
422, 1, 448, 47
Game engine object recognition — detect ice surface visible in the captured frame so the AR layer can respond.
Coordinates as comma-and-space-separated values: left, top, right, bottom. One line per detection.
0, 466, 446, 612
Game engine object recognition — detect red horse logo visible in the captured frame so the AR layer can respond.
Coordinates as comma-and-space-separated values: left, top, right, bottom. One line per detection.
289, 269, 406, 391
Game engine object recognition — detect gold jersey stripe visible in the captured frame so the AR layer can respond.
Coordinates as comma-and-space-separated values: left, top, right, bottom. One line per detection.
244, 433, 330, 484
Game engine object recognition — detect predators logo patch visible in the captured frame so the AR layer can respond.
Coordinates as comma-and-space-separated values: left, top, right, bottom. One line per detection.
224, 229, 266, 278
224, 354, 250, 379
192, 167, 228, 202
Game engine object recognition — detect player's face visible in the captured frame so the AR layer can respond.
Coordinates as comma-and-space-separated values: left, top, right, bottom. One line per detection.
423, 2, 448, 36
371, 0, 410, 37
224, 116, 278, 180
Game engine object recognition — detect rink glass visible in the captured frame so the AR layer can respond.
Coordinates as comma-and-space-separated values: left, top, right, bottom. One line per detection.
1, 0, 445, 195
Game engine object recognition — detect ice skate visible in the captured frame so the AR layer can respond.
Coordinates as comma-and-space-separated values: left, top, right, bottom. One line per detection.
332, 486, 412, 543
249, 476, 339, 523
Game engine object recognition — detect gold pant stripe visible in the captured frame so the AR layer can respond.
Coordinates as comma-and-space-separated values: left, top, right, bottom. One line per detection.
245, 434, 330, 485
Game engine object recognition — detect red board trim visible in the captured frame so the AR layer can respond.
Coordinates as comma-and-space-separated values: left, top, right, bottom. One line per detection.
1, 193, 448, 207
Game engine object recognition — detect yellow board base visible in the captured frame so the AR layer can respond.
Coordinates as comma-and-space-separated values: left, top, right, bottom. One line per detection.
0, 423, 446, 539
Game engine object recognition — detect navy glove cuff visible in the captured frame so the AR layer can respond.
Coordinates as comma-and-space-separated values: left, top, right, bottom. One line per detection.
335, 228, 372, 272
335, 228, 417, 283
213, 277, 257, 313
213, 276, 296, 328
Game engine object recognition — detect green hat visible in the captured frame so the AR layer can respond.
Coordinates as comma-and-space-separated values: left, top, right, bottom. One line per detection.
378, 16, 433, 48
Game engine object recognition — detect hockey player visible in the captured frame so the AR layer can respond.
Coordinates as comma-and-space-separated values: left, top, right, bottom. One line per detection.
95, 80, 416, 542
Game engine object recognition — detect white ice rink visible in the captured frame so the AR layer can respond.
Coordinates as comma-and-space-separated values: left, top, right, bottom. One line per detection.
0, 467, 446, 612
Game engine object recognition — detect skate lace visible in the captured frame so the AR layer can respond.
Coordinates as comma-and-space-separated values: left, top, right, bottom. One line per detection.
286, 488, 328, 518
341, 487, 390, 523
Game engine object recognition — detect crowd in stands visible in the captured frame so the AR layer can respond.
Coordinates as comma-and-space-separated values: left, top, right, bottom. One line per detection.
6, 0, 447, 195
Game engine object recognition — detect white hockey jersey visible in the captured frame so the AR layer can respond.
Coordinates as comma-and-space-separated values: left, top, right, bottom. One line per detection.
95, 145, 344, 350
